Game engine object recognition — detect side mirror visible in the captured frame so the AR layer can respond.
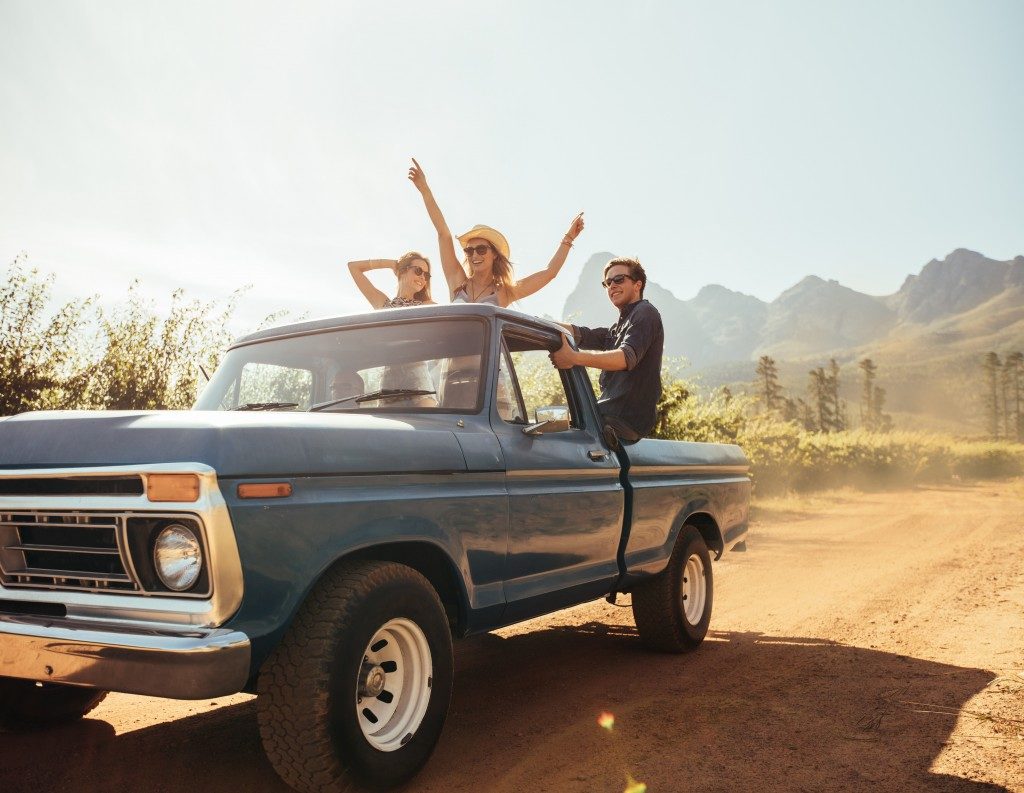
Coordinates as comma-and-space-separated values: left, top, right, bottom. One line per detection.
522, 405, 570, 436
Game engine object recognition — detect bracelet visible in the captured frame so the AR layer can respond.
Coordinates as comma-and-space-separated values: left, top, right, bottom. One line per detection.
561, 237, 574, 247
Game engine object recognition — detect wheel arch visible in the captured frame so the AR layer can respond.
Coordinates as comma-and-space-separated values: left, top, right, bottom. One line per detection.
325, 541, 468, 636
680, 511, 723, 559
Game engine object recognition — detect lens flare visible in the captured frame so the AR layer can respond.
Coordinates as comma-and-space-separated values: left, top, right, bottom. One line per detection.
598, 711, 615, 730
624, 774, 648, 793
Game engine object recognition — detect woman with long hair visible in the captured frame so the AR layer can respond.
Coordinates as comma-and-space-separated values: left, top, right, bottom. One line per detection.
345, 251, 436, 405
347, 250, 434, 309
408, 158, 584, 306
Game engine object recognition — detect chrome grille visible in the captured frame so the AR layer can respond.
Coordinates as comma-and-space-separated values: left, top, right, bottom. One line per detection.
0, 512, 139, 592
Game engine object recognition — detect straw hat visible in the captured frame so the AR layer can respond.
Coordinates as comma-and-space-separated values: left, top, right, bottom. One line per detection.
458, 224, 511, 260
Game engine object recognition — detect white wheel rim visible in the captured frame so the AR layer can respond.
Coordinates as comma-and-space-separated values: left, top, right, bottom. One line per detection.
681, 553, 706, 625
355, 617, 433, 752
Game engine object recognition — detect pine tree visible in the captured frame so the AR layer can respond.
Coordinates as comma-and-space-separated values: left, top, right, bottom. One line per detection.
755, 355, 782, 413
827, 359, 846, 431
808, 367, 834, 432
858, 358, 891, 431
781, 397, 799, 423
873, 386, 893, 432
859, 358, 877, 430
796, 397, 815, 431
982, 352, 1002, 439
1004, 351, 1023, 441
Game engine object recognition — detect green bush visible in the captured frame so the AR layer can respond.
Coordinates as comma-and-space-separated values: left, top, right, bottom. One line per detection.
949, 441, 1024, 480
0, 255, 92, 414
1, 258, 241, 413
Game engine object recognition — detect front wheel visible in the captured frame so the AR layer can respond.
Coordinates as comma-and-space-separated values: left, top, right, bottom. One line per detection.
257, 560, 454, 792
631, 525, 713, 652
0, 678, 107, 730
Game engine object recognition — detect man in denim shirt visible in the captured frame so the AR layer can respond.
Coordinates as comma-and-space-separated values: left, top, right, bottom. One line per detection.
551, 257, 664, 442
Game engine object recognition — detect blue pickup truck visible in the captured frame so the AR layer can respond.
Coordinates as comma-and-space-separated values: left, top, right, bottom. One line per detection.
0, 303, 749, 791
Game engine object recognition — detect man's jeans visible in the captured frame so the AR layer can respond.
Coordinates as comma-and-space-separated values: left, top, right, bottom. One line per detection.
603, 415, 641, 445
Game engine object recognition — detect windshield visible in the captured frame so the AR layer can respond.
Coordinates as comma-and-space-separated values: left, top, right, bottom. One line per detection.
194, 317, 487, 413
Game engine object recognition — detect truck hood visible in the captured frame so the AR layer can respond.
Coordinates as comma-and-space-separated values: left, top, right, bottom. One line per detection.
0, 411, 468, 477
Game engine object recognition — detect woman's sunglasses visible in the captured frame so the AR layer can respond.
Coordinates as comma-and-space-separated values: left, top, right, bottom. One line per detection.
400, 264, 431, 279
463, 245, 492, 257
601, 273, 635, 289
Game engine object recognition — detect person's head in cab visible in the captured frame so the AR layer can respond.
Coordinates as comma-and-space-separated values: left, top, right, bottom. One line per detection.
331, 369, 365, 401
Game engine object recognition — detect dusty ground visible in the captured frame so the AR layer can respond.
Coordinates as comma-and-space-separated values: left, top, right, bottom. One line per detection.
2, 480, 1022, 792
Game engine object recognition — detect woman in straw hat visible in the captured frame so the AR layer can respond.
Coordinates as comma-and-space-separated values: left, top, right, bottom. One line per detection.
408, 158, 584, 306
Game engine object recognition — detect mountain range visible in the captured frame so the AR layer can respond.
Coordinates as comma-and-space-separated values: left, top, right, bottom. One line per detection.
562, 249, 1024, 431
564, 248, 1024, 366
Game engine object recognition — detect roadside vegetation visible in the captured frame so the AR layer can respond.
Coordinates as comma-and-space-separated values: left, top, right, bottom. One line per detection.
520, 352, 1024, 495
4, 257, 1023, 494
1, 255, 242, 414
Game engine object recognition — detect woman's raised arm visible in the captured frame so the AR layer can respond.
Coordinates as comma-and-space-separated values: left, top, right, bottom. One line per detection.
346, 259, 395, 310
507, 212, 585, 302
409, 158, 465, 296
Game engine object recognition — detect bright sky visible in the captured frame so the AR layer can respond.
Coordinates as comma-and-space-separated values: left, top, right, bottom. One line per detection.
2, 0, 1022, 331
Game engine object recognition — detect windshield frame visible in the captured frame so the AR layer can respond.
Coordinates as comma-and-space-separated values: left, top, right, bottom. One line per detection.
194, 314, 492, 415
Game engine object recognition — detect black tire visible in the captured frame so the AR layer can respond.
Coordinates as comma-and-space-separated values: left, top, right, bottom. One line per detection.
257, 560, 454, 792
631, 525, 713, 653
0, 678, 107, 730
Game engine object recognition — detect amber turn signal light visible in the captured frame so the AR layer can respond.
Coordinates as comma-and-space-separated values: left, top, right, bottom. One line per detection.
147, 474, 201, 502
237, 482, 293, 499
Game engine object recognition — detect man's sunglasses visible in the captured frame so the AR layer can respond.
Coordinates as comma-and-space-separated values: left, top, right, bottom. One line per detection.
463, 245, 492, 257
400, 264, 430, 279
601, 273, 636, 289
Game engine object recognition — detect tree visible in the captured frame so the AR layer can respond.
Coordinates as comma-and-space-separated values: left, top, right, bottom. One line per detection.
796, 397, 815, 431
982, 352, 1002, 438
827, 359, 847, 432
807, 367, 833, 432
807, 361, 846, 433
872, 386, 893, 432
858, 357, 891, 432
1004, 351, 1023, 441
755, 355, 782, 414
781, 396, 799, 423
88, 283, 240, 410
859, 358, 878, 430
0, 255, 92, 415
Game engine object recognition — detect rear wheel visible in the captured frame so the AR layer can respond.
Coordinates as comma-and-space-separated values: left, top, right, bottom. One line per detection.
0, 678, 107, 730
631, 525, 713, 652
257, 560, 454, 792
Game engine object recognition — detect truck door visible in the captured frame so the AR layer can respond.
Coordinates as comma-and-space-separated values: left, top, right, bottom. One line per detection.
490, 324, 623, 622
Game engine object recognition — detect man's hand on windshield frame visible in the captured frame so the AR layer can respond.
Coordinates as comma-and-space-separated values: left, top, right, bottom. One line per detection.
549, 335, 578, 370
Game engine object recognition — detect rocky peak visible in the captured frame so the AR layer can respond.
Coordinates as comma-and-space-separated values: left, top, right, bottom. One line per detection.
892, 249, 1020, 324
754, 275, 895, 359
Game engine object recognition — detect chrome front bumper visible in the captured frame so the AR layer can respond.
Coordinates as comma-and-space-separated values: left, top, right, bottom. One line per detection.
0, 614, 251, 699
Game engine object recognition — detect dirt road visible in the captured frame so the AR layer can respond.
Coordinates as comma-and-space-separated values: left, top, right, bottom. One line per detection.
2, 481, 1022, 792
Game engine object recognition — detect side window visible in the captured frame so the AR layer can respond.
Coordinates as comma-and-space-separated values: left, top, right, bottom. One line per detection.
498, 332, 578, 430
496, 344, 527, 423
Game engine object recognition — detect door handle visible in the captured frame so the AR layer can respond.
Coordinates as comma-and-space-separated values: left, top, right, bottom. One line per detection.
587, 450, 607, 461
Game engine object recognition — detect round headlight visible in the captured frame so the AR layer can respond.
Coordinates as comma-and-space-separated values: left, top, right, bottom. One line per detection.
153, 523, 203, 592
